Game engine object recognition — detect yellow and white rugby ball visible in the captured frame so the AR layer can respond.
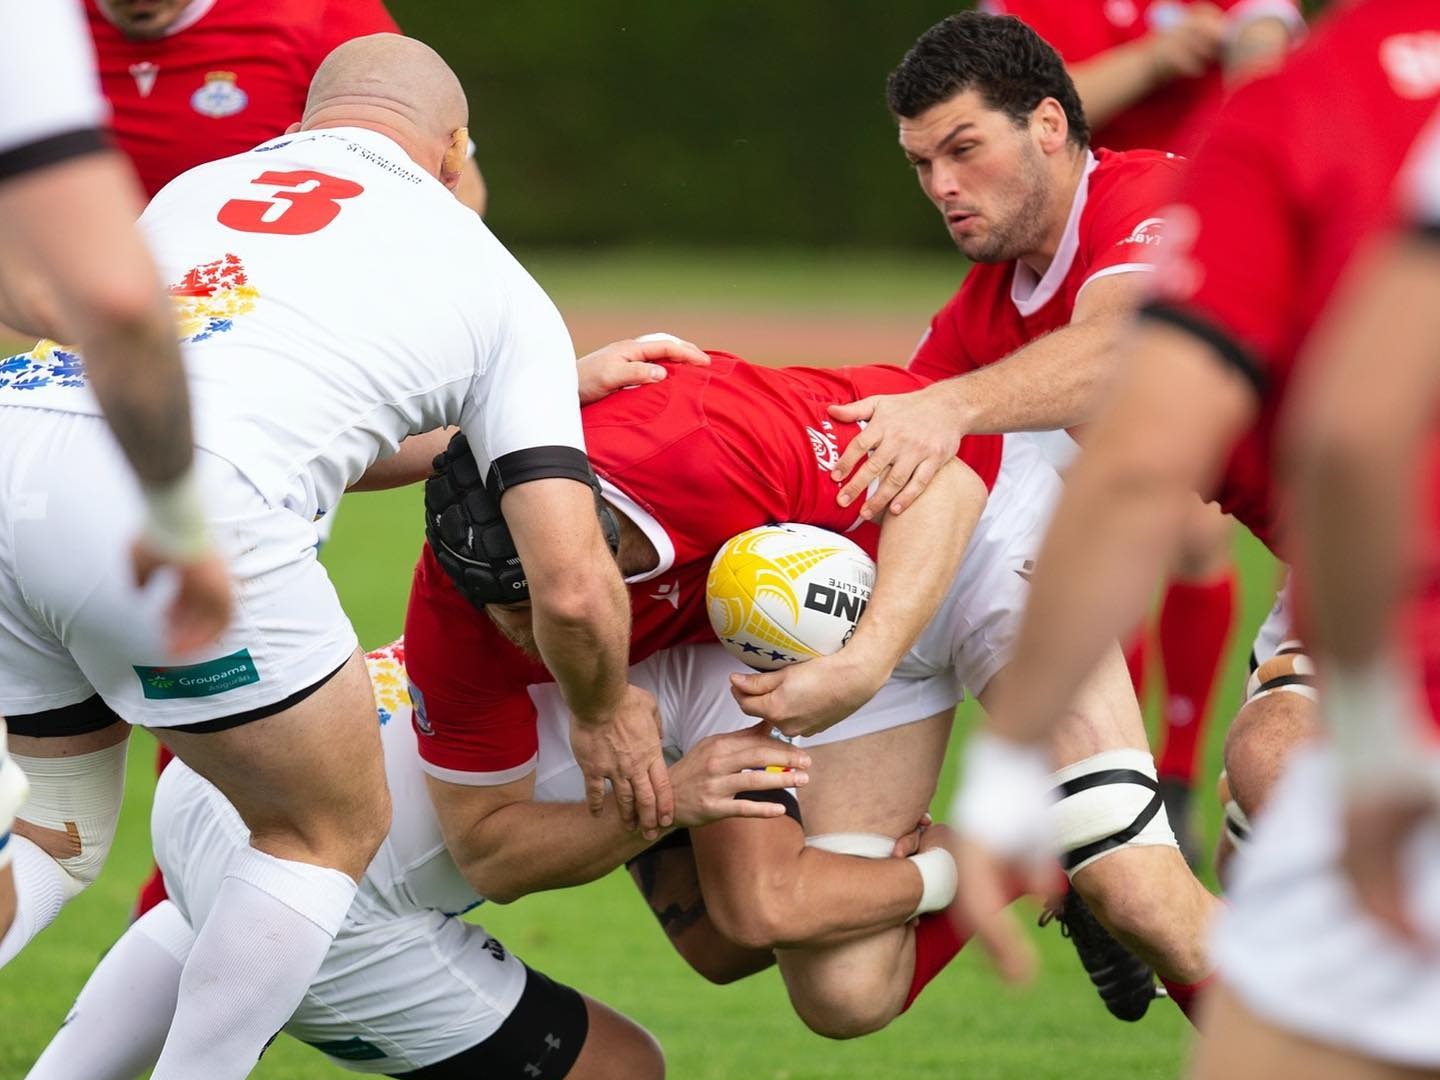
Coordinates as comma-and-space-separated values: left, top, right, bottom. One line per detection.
706, 523, 875, 671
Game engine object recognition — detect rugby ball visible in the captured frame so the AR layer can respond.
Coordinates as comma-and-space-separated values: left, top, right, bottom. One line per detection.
706, 523, 876, 671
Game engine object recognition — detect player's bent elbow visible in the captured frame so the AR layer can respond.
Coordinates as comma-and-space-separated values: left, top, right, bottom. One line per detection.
785, 976, 900, 1040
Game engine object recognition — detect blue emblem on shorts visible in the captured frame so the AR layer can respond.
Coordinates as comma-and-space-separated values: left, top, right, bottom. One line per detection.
409, 682, 433, 736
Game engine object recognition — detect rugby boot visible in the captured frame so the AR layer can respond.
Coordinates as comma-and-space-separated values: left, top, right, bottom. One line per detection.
1041, 888, 1158, 1022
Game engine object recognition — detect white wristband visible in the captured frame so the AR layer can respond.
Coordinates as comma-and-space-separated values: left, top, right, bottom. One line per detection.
908, 846, 958, 918
950, 731, 1055, 860
140, 465, 210, 561
1326, 653, 1440, 799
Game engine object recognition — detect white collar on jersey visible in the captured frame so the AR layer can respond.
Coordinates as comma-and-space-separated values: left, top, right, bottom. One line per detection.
97, 0, 218, 36
597, 477, 677, 584
1009, 150, 1100, 318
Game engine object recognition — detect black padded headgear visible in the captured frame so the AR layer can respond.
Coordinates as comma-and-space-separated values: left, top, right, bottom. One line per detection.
424, 431, 620, 610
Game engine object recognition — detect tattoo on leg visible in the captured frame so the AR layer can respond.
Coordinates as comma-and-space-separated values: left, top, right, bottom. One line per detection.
655, 898, 707, 939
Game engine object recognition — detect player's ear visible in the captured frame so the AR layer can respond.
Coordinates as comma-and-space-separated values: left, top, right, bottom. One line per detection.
1033, 98, 1068, 155
284, 121, 302, 136
441, 127, 468, 191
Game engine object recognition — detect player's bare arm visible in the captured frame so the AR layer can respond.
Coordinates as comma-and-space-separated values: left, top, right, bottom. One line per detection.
1284, 232, 1440, 941
1067, 3, 1226, 130
732, 459, 986, 736
499, 476, 674, 835
0, 152, 230, 653
427, 726, 810, 903
691, 817, 949, 952
832, 270, 1150, 520
990, 322, 1254, 747
944, 322, 1253, 981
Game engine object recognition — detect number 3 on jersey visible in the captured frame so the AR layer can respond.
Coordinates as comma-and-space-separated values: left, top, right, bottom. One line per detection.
217, 170, 364, 235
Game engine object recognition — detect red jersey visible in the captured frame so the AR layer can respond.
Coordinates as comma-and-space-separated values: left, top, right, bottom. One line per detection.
983, 0, 1302, 154
911, 148, 1183, 382
87, 0, 399, 197
1144, 1, 1440, 554
404, 354, 1005, 784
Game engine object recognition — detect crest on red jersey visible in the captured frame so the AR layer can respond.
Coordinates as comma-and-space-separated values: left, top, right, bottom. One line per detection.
191, 70, 248, 118
129, 61, 158, 98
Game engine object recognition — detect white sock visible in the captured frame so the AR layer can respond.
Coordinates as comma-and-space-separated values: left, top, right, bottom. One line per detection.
0, 836, 68, 968
148, 846, 357, 1080
26, 900, 194, 1080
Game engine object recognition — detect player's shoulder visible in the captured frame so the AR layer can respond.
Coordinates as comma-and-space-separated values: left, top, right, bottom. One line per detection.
1088, 148, 1187, 193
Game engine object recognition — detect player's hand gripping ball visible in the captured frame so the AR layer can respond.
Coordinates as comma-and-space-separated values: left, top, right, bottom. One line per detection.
706, 523, 875, 672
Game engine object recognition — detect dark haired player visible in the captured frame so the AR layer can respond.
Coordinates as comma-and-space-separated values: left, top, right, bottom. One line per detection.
941, 0, 1440, 1038
978, 0, 1302, 853
759, 11, 1217, 1019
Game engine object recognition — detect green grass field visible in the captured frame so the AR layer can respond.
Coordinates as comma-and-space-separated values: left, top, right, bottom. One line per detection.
0, 250, 1279, 1079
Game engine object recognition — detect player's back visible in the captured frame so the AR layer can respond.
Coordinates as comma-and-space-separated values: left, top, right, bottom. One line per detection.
0, 126, 570, 521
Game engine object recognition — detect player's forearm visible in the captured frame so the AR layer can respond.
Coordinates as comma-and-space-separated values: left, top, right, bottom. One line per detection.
695, 829, 922, 950
504, 479, 634, 720
1068, 41, 1167, 131
1288, 237, 1440, 666
456, 797, 662, 904
349, 427, 456, 492
846, 462, 984, 677
941, 315, 1123, 436
83, 311, 196, 486
993, 450, 1194, 746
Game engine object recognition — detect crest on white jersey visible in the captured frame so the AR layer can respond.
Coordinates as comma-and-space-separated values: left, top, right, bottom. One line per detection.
191, 70, 248, 118
1381, 33, 1440, 100
129, 61, 159, 98
807, 423, 839, 472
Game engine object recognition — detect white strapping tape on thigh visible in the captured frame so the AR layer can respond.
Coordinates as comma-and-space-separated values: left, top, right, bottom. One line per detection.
12, 741, 128, 900
1049, 749, 1177, 877
805, 832, 895, 859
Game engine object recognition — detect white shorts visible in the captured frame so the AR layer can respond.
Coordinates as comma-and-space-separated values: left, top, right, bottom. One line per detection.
798, 434, 1062, 748
153, 761, 529, 1074
0, 407, 356, 728
530, 643, 767, 802
1248, 574, 1296, 672
1215, 746, 1440, 1069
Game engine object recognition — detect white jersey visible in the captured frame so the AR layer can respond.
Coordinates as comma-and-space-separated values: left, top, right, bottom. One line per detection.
0, 127, 584, 519
0, 0, 109, 172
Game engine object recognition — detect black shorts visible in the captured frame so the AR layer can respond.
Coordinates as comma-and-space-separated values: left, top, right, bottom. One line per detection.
390, 965, 589, 1080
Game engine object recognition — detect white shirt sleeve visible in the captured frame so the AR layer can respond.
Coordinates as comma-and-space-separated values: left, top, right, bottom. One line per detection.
0, 0, 109, 169
459, 254, 589, 491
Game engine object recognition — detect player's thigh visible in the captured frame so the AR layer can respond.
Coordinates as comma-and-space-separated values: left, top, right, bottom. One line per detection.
564, 996, 664, 1080
157, 648, 387, 871
794, 709, 953, 836
1010, 644, 1149, 766
1191, 984, 1440, 1080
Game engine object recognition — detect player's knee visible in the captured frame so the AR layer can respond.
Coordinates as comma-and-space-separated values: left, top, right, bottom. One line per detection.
1224, 658, 1321, 824
11, 740, 128, 900
787, 973, 898, 1040
1050, 749, 1178, 881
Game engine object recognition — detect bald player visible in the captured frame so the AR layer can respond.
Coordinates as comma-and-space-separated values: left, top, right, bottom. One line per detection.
0, 34, 660, 1080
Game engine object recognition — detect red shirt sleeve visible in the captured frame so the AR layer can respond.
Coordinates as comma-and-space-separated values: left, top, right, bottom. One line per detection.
1076, 153, 1184, 290
908, 290, 979, 380
310, 0, 401, 64
403, 547, 546, 785
1146, 80, 1298, 376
